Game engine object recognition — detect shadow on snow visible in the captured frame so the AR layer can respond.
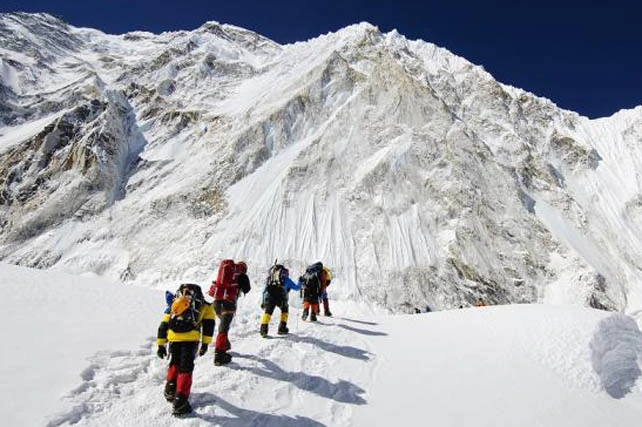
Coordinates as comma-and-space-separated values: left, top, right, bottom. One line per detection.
335, 323, 387, 337
287, 333, 372, 361
590, 314, 642, 399
336, 317, 379, 326
190, 393, 326, 426
232, 353, 367, 405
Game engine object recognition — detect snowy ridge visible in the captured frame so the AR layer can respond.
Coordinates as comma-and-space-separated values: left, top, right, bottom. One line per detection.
1, 13, 642, 314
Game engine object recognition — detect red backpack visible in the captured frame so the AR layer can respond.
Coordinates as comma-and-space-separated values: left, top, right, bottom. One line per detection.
208, 259, 238, 301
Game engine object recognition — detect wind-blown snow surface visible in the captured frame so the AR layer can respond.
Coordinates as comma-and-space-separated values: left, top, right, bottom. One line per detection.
0, 263, 161, 427
2, 13, 642, 314
3, 263, 642, 426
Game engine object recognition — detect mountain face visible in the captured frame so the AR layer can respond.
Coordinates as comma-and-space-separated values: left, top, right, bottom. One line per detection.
1, 12, 641, 313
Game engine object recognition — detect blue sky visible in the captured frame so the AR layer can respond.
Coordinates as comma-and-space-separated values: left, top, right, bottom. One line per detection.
2, 0, 640, 118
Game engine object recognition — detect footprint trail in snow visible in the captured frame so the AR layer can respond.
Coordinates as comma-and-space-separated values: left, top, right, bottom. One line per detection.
49, 311, 383, 427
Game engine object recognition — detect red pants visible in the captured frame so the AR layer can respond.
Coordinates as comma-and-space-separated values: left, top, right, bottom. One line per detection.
213, 300, 236, 353
303, 301, 319, 314
166, 341, 198, 397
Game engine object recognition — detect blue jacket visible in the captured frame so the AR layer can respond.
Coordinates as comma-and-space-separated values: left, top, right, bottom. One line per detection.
262, 276, 300, 305
284, 276, 301, 292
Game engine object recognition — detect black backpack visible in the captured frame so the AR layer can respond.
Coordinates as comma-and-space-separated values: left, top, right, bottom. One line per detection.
301, 263, 322, 298
265, 263, 288, 298
168, 283, 205, 333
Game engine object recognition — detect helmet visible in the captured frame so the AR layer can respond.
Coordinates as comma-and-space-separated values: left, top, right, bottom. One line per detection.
171, 295, 191, 316
236, 261, 247, 274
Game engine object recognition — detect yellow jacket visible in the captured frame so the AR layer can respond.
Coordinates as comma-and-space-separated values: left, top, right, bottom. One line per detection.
157, 303, 215, 346
321, 266, 332, 290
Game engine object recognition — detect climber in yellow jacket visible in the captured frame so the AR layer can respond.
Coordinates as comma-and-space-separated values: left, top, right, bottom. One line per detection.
320, 265, 333, 316
157, 283, 215, 416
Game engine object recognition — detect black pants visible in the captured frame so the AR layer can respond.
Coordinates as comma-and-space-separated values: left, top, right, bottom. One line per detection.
167, 341, 198, 398
264, 295, 289, 315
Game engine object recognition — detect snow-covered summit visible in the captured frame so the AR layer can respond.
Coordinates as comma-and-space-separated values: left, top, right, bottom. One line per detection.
1, 13, 642, 314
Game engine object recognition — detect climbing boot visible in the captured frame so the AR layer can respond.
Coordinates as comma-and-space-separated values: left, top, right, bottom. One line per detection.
277, 321, 289, 335
323, 299, 332, 316
163, 381, 176, 402
172, 394, 192, 415
214, 351, 232, 366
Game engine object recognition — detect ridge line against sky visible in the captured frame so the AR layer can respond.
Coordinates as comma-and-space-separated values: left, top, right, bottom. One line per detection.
1, 0, 641, 119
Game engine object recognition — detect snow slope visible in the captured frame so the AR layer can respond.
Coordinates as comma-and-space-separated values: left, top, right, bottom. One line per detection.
355, 305, 642, 426
0, 263, 161, 427
3, 263, 642, 426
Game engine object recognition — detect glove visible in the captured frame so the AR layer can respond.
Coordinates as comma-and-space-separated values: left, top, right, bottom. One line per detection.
199, 343, 208, 356
157, 345, 167, 359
